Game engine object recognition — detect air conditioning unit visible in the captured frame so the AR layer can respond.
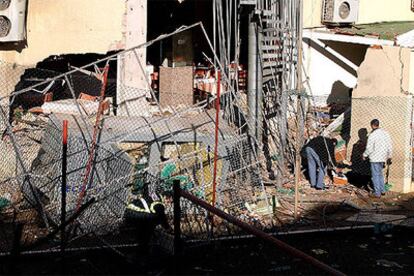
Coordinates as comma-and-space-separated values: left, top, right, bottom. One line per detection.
240, 0, 256, 6
322, 0, 359, 25
0, 0, 27, 42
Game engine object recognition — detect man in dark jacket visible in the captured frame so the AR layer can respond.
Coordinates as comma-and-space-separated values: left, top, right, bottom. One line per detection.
305, 136, 337, 190
124, 186, 171, 255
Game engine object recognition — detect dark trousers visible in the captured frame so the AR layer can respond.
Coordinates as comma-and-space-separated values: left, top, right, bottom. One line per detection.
306, 147, 326, 189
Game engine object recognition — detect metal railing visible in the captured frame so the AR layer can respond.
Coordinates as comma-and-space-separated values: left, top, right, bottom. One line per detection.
172, 180, 346, 276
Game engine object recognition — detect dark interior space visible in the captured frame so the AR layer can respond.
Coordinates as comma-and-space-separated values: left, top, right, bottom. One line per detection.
35, 53, 116, 74
147, 0, 214, 66
147, 0, 249, 67
10, 53, 118, 116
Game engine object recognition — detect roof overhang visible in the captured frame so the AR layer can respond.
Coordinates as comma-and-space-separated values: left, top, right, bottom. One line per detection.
303, 29, 394, 46
397, 29, 414, 48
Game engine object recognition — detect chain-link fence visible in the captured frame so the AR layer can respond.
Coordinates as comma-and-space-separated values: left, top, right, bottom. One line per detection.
0, 21, 413, 275
0, 23, 274, 255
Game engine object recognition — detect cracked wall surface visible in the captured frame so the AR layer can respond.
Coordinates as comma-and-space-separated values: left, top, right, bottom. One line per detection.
0, 0, 128, 105
348, 46, 414, 193
117, 0, 149, 117
0, 0, 125, 66
0, 0, 148, 181
352, 46, 411, 97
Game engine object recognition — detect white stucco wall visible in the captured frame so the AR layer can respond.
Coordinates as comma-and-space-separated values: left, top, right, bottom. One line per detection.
0, 0, 148, 113
349, 46, 414, 193
303, 38, 364, 105
0, 0, 126, 66
117, 0, 150, 117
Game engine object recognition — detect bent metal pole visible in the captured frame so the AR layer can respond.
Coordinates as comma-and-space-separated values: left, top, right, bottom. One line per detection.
211, 70, 221, 207
76, 64, 110, 210
61, 120, 68, 256
180, 189, 346, 276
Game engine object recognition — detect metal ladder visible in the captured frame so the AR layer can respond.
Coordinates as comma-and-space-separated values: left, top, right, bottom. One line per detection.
256, 0, 300, 184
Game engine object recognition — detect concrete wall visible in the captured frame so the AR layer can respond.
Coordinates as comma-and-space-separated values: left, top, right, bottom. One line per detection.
348, 46, 414, 193
0, 0, 126, 66
304, 0, 325, 29
0, 0, 149, 180
0, 0, 149, 113
117, 0, 150, 117
358, 0, 414, 25
352, 46, 412, 97
304, 0, 414, 28
0, 0, 128, 112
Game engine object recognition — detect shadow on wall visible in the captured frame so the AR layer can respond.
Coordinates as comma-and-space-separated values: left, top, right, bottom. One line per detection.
305, 38, 358, 78
327, 80, 352, 107
328, 80, 352, 143
0, 41, 27, 53
347, 128, 371, 189
8, 53, 119, 119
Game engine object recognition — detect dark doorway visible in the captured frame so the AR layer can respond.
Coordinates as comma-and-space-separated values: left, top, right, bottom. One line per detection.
147, 0, 214, 66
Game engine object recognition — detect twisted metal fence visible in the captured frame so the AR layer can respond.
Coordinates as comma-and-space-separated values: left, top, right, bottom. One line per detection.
0, 18, 412, 276
0, 23, 272, 254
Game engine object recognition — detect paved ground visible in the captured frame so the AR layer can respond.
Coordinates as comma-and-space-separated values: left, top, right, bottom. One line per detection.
0, 226, 413, 275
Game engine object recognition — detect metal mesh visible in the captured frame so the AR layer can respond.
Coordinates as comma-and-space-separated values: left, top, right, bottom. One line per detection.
0, 23, 272, 253
0, 7, 412, 267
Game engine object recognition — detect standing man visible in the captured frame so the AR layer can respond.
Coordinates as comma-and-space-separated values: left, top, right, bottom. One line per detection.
363, 119, 392, 198
305, 136, 337, 190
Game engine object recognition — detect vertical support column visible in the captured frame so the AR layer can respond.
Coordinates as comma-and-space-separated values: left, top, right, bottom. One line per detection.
173, 179, 182, 273
277, 0, 288, 188
294, 0, 304, 219
248, 12, 258, 140
257, 28, 263, 144
61, 120, 68, 269
213, 0, 217, 68
117, 0, 150, 116
212, 71, 221, 207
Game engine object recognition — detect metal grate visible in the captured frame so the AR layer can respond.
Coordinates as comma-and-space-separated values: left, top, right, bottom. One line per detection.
0, 15, 11, 37
0, 0, 10, 11
322, 0, 335, 22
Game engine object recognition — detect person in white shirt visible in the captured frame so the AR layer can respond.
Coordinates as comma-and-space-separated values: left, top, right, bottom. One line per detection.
363, 119, 392, 198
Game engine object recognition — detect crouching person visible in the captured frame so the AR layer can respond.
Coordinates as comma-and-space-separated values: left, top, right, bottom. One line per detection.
124, 189, 171, 258
304, 136, 337, 190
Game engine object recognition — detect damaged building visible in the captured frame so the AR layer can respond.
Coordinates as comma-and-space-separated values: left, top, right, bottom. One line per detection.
0, 0, 146, 182
0, 0, 414, 262
303, 0, 414, 193
0, 0, 271, 240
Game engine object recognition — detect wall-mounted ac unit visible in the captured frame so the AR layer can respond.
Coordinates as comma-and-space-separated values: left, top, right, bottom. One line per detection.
240, 0, 256, 6
0, 0, 27, 42
322, 0, 359, 25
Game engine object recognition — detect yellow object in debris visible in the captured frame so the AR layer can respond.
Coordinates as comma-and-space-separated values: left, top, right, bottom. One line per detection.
165, 143, 222, 201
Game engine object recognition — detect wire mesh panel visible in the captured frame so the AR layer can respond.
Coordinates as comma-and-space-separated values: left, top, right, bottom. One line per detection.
0, 22, 273, 255
27, 114, 134, 235
0, 15, 412, 267
145, 135, 269, 240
